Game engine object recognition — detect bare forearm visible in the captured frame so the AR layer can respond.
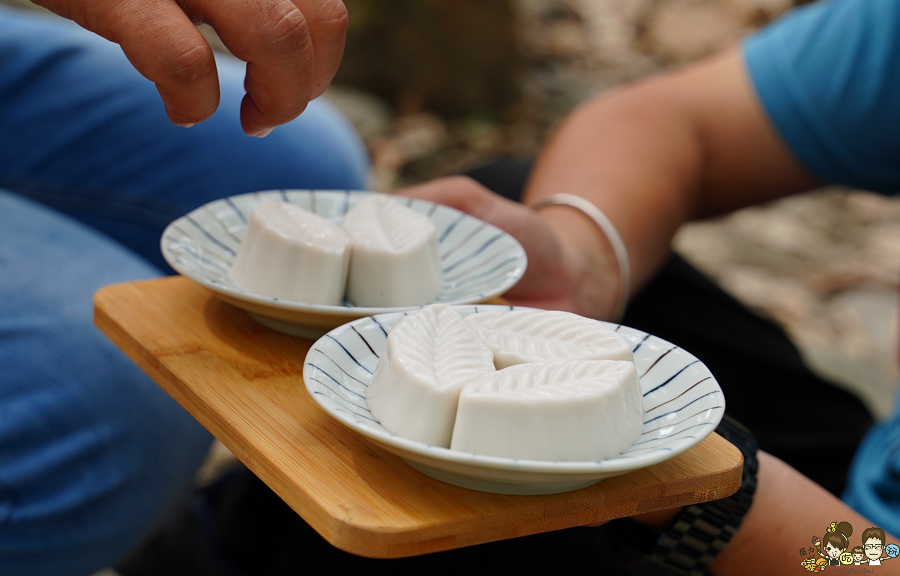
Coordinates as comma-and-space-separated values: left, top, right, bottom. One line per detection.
712, 452, 891, 575
402, 50, 819, 321
524, 49, 819, 296
525, 79, 702, 294
636, 452, 893, 576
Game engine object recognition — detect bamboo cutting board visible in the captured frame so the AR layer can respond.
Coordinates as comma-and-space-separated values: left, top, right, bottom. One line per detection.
94, 276, 743, 559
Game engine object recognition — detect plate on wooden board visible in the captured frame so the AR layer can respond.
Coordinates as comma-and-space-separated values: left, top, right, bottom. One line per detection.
161, 190, 528, 339
95, 278, 743, 558
303, 305, 726, 495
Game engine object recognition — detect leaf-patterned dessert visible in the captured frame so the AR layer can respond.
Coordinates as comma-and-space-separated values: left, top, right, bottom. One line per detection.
466, 309, 633, 369
366, 304, 494, 447
230, 201, 350, 304
342, 195, 443, 307
451, 360, 644, 461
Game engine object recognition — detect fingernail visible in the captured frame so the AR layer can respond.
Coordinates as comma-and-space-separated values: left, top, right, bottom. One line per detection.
254, 128, 273, 138
178, 123, 195, 128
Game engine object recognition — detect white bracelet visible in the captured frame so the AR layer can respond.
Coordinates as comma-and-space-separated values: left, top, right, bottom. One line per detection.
530, 193, 631, 322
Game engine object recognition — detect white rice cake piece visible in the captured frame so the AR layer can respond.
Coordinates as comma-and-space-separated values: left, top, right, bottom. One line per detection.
230, 201, 350, 304
451, 360, 644, 461
466, 309, 633, 369
367, 304, 494, 447
342, 195, 443, 307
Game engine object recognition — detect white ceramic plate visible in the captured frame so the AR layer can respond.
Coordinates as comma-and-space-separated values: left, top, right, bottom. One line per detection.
161, 190, 528, 338
303, 305, 726, 495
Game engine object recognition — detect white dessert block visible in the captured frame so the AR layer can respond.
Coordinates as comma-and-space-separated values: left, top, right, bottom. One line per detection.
451, 360, 644, 461
366, 304, 495, 447
342, 195, 443, 307
466, 309, 633, 369
229, 201, 350, 305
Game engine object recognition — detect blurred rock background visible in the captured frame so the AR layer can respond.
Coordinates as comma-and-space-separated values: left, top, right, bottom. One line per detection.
5, 0, 896, 421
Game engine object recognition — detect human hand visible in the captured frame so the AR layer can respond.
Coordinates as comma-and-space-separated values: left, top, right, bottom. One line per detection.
398, 176, 622, 320
34, 0, 348, 136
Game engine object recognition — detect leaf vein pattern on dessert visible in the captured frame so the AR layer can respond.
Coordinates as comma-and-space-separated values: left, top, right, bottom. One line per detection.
349, 197, 435, 252
400, 309, 497, 391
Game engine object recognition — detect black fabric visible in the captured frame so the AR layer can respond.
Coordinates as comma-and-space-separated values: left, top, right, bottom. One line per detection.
462, 157, 534, 202
118, 466, 601, 576
623, 253, 872, 496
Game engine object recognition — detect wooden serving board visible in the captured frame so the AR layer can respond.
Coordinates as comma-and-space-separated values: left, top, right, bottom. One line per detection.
94, 276, 743, 559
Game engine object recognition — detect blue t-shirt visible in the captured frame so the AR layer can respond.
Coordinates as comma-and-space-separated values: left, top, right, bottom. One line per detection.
743, 0, 900, 536
745, 0, 900, 193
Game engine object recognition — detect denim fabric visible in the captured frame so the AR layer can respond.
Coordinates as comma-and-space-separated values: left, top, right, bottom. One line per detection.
0, 6, 368, 576
0, 193, 211, 575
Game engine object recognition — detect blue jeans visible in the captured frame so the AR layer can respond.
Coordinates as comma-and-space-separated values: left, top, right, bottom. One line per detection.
0, 7, 368, 576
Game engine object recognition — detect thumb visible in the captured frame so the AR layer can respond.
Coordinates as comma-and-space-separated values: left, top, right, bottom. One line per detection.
396, 176, 504, 223
397, 175, 556, 254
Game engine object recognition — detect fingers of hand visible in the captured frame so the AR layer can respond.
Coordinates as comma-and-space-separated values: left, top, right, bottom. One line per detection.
151, 34, 219, 125
398, 176, 553, 251
190, 0, 311, 134
398, 176, 501, 220
398, 177, 580, 307
195, 0, 347, 134
43, 0, 220, 125
39, 0, 346, 132
293, 0, 348, 99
